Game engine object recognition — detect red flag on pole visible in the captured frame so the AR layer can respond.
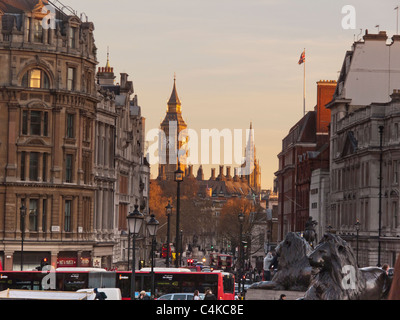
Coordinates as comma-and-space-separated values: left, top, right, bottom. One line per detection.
298, 50, 305, 65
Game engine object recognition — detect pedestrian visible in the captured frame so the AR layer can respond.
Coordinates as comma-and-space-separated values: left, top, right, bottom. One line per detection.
193, 290, 201, 300
94, 288, 107, 300
138, 290, 150, 300
263, 251, 274, 281
204, 289, 217, 300
382, 264, 390, 274
278, 294, 286, 300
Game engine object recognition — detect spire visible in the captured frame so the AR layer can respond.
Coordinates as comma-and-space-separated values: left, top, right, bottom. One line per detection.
168, 74, 181, 107
106, 46, 111, 69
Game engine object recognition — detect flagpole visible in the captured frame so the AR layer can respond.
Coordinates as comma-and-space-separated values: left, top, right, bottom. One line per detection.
303, 48, 306, 116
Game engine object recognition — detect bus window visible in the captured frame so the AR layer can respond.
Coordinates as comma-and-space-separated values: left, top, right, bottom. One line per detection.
223, 274, 235, 294
61, 273, 89, 291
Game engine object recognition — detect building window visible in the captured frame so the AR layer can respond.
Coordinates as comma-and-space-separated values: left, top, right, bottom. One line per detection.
66, 113, 75, 138
42, 199, 47, 232
30, 111, 41, 136
21, 110, 49, 137
22, 69, 50, 89
29, 152, 39, 181
65, 154, 73, 183
69, 27, 76, 49
42, 154, 47, 182
29, 199, 38, 231
43, 112, 48, 137
32, 19, 43, 43
312, 202, 318, 209
67, 67, 75, 91
65, 200, 72, 232
82, 153, 91, 184
21, 152, 26, 181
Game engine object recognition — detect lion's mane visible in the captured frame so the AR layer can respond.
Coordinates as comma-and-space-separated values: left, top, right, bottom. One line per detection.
304, 233, 367, 300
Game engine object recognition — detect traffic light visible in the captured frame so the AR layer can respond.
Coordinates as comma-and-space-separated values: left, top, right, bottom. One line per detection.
211, 245, 214, 251
37, 258, 49, 271
187, 259, 193, 266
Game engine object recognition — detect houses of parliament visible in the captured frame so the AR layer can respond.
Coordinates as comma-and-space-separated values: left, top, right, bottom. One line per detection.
156, 77, 262, 198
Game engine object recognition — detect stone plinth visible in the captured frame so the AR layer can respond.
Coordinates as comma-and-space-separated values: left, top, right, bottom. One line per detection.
245, 289, 305, 300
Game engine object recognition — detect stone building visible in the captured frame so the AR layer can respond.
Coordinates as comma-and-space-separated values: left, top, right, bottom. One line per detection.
327, 31, 400, 267
95, 59, 150, 269
275, 80, 335, 241
0, 0, 98, 270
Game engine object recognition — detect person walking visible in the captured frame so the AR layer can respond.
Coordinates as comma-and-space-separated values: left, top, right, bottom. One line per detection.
263, 251, 274, 281
94, 288, 107, 300
138, 290, 150, 300
204, 289, 217, 300
382, 264, 390, 274
193, 290, 201, 300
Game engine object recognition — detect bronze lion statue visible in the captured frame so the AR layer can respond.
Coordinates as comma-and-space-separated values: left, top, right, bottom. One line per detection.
250, 232, 313, 291
304, 233, 391, 300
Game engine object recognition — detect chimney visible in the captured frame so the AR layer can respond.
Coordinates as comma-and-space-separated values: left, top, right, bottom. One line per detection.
121, 73, 128, 88
210, 168, 216, 180
188, 165, 194, 178
233, 168, 240, 182
217, 165, 226, 181
197, 165, 204, 180
226, 166, 232, 180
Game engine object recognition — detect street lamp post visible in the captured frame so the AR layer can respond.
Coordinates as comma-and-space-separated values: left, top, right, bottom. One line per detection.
165, 202, 173, 268
127, 205, 144, 300
180, 229, 183, 267
174, 164, 184, 268
20, 204, 26, 271
355, 219, 361, 267
147, 214, 159, 298
238, 212, 245, 294
378, 125, 384, 267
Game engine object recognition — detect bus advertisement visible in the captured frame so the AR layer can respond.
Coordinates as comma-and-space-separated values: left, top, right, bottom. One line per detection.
0, 268, 235, 300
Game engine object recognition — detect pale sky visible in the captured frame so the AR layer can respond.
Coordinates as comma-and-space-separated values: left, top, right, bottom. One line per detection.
63, 0, 400, 189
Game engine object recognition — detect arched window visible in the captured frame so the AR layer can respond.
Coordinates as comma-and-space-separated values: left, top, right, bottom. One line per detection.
22, 69, 50, 89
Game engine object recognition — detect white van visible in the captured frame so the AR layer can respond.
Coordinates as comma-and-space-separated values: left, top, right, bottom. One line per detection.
77, 288, 122, 300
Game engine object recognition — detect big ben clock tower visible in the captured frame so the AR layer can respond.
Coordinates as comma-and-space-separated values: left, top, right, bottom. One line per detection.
158, 76, 188, 181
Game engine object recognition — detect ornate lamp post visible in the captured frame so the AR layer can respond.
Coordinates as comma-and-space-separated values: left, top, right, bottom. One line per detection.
165, 202, 173, 268
238, 212, 245, 294
355, 219, 361, 267
20, 204, 26, 271
174, 164, 184, 267
147, 214, 159, 298
127, 204, 144, 300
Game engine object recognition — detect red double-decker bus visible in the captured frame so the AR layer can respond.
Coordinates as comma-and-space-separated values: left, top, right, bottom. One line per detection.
210, 254, 233, 272
217, 254, 233, 272
0, 268, 235, 300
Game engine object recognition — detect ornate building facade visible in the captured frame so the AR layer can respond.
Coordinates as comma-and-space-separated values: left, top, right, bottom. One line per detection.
327, 31, 400, 267
0, 0, 98, 270
95, 60, 150, 269
0, 0, 149, 271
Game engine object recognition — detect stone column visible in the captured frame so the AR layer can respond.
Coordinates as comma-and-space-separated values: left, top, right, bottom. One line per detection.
24, 152, 30, 181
